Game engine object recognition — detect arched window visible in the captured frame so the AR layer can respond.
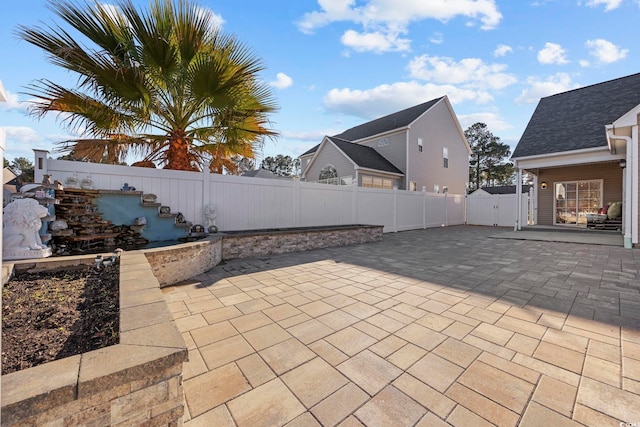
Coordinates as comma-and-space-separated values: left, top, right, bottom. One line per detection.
319, 164, 338, 181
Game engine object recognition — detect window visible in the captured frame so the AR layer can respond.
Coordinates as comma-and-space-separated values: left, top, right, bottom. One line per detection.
409, 181, 417, 191
318, 164, 338, 181
442, 186, 448, 194
434, 184, 440, 193
418, 138, 423, 152
363, 175, 394, 189
443, 147, 449, 168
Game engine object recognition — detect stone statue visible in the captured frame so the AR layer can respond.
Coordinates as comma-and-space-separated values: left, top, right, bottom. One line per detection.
204, 204, 217, 229
3, 198, 52, 260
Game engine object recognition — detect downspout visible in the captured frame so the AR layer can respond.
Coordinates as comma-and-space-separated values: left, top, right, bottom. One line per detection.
607, 131, 632, 248
514, 161, 522, 231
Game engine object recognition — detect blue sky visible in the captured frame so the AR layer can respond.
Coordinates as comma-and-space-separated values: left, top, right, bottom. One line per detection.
0, 0, 638, 166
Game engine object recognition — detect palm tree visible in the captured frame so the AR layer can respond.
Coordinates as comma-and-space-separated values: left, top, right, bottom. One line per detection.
17, 0, 278, 171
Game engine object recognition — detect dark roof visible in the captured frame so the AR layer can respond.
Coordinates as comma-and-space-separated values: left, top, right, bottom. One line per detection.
479, 185, 531, 195
301, 144, 319, 156
327, 137, 403, 175
513, 73, 640, 158
242, 169, 290, 180
334, 97, 443, 141
300, 97, 444, 158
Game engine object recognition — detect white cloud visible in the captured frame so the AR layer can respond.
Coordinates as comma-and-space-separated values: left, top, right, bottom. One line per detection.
494, 44, 512, 57
583, 0, 623, 11
298, 0, 502, 52
537, 42, 569, 65
515, 73, 579, 104
0, 91, 29, 113
341, 28, 410, 53
324, 81, 493, 120
408, 55, 517, 90
429, 32, 444, 44
585, 38, 628, 64
458, 112, 511, 132
281, 130, 331, 142
269, 73, 294, 89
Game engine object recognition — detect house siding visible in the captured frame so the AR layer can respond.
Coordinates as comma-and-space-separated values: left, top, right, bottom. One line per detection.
304, 141, 356, 181
537, 162, 622, 225
407, 100, 469, 194
358, 131, 407, 174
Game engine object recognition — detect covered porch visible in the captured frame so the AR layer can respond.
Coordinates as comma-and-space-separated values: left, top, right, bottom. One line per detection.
513, 136, 635, 247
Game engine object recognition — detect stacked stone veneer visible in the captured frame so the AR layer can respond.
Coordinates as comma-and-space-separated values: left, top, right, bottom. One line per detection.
221, 225, 383, 260
1, 253, 187, 427
144, 235, 222, 287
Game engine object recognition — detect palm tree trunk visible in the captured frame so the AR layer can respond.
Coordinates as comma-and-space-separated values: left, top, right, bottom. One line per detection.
167, 131, 196, 171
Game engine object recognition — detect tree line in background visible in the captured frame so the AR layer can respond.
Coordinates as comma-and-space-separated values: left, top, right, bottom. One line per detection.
465, 122, 514, 191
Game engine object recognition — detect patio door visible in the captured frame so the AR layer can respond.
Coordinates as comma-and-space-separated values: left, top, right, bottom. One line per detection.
554, 180, 603, 226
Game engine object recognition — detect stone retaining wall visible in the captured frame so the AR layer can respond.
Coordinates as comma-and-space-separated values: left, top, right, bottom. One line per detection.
1, 224, 381, 425
221, 225, 383, 260
1, 253, 187, 427
144, 235, 222, 287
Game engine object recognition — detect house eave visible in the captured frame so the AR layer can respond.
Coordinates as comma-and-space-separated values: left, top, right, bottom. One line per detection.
349, 127, 409, 144
513, 145, 624, 170
354, 166, 404, 177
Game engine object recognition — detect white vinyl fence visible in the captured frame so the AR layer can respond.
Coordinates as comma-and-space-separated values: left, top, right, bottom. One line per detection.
466, 192, 531, 227
34, 151, 465, 233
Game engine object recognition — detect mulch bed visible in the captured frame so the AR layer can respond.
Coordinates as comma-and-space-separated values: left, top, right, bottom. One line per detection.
1, 263, 119, 375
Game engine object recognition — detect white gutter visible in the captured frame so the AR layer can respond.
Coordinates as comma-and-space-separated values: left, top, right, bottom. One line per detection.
512, 145, 611, 162
606, 130, 633, 248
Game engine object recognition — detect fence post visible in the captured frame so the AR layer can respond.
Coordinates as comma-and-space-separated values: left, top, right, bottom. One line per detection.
294, 179, 301, 227
202, 163, 211, 225
422, 187, 427, 229
393, 187, 398, 232
352, 183, 358, 225
444, 192, 448, 227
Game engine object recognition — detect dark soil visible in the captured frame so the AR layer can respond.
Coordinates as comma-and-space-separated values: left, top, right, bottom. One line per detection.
1, 263, 119, 375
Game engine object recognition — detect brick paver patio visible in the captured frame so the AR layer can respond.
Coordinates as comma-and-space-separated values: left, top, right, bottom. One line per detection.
161, 225, 640, 426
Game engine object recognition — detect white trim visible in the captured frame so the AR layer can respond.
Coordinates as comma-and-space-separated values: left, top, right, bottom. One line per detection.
0, 80, 7, 103
405, 128, 410, 190
350, 128, 408, 144
354, 166, 404, 177
632, 125, 638, 245
552, 179, 604, 227
301, 136, 358, 180
513, 145, 611, 162
514, 147, 623, 170
613, 104, 640, 128
438, 96, 472, 154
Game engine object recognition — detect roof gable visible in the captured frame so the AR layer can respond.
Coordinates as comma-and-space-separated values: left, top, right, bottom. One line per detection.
513, 73, 640, 159
327, 137, 403, 175
334, 97, 443, 141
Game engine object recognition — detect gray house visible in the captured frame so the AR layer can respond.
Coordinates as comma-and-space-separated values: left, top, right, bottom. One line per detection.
512, 73, 640, 247
300, 96, 470, 194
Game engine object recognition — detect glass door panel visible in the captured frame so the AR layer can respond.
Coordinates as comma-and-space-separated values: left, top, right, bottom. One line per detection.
555, 180, 603, 226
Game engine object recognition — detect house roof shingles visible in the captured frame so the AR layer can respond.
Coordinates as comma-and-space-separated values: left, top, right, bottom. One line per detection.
328, 137, 403, 175
334, 97, 443, 141
301, 96, 444, 159
512, 73, 640, 159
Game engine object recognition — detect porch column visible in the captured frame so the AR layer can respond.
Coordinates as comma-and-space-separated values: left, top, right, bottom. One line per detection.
633, 125, 639, 245
515, 166, 522, 231
624, 134, 634, 249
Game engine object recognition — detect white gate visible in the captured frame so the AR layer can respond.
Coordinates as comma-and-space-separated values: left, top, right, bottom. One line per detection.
466, 193, 531, 227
